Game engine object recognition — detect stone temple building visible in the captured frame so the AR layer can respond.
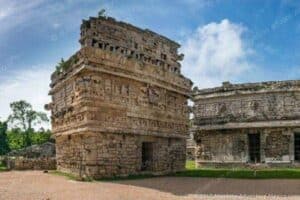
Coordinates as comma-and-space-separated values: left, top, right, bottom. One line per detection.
192, 81, 300, 167
46, 15, 192, 178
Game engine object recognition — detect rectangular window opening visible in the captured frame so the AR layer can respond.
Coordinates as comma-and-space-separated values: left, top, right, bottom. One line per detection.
248, 133, 260, 163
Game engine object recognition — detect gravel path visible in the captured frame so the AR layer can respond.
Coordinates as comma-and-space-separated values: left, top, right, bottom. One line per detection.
0, 171, 300, 200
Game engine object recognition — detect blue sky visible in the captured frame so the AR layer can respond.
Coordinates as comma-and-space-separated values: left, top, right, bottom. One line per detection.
0, 0, 300, 121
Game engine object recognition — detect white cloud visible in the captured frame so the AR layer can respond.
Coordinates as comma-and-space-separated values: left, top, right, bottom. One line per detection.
0, 8, 11, 20
0, 66, 52, 129
181, 19, 254, 88
0, 0, 44, 20
0, 0, 45, 33
52, 22, 61, 29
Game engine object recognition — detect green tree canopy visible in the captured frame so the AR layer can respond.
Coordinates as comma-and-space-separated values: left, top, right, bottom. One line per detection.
8, 100, 49, 132
7, 100, 49, 146
0, 121, 10, 155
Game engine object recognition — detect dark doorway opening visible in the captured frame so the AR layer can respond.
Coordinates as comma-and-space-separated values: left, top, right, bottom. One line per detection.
295, 133, 300, 161
141, 142, 153, 171
248, 134, 260, 163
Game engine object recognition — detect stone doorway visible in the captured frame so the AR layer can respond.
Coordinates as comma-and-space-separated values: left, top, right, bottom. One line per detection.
295, 133, 300, 161
248, 134, 260, 163
141, 142, 154, 171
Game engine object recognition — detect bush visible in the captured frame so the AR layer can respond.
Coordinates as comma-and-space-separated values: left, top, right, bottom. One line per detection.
7, 129, 52, 151
0, 122, 10, 155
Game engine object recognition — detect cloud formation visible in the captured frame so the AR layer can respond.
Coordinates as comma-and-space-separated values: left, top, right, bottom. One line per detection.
181, 19, 254, 88
0, 0, 45, 27
0, 66, 51, 128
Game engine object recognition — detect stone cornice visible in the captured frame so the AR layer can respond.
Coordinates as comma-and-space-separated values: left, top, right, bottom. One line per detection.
50, 63, 191, 97
54, 126, 188, 139
193, 80, 300, 100
192, 120, 300, 131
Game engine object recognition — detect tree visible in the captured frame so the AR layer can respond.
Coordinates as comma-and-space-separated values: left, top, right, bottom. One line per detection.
0, 121, 10, 155
8, 100, 49, 146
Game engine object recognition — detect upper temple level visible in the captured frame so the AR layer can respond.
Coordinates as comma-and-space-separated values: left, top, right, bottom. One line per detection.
192, 80, 300, 129
80, 16, 183, 74
50, 15, 192, 94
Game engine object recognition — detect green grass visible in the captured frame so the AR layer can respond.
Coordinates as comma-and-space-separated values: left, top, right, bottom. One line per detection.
176, 160, 300, 179
49, 171, 82, 181
186, 160, 196, 170
50, 161, 300, 181
0, 163, 7, 172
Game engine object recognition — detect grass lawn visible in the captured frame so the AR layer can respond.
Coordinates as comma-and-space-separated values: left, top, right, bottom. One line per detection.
186, 160, 196, 170
176, 160, 300, 179
50, 160, 300, 180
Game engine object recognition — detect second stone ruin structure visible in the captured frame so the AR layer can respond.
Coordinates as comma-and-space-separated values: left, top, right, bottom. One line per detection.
192, 81, 300, 167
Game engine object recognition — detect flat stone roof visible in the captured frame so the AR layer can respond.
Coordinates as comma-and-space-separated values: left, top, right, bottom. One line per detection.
193, 80, 300, 97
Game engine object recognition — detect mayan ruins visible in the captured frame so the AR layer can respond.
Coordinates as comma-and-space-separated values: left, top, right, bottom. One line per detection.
45, 12, 300, 180
192, 81, 300, 167
46, 15, 192, 178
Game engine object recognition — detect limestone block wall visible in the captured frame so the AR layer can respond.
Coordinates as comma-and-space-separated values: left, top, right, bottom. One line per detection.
5, 157, 56, 170
50, 68, 189, 137
56, 132, 185, 178
194, 130, 248, 164
264, 129, 293, 163
194, 128, 298, 166
193, 81, 300, 126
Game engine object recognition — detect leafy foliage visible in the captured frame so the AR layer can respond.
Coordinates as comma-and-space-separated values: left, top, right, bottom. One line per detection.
7, 129, 52, 151
0, 121, 10, 155
8, 100, 49, 132
7, 100, 49, 147
56, 58, 69, 73
55, 55, 79, 74
0, 162, 7, 172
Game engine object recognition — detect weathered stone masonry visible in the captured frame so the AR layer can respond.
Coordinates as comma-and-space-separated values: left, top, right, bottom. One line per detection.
192, 81, 300, 167
47, 16, 192, 178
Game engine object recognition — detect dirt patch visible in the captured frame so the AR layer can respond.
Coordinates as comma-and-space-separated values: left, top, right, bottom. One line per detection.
0, 171, 299, 200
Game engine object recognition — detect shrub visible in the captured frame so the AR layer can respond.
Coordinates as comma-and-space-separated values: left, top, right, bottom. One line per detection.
7, 129, 52, 151
0, 121, 10, 155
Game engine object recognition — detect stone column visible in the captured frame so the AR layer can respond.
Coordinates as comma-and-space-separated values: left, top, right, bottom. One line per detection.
242, 129, 249, 163
260, 129, 267, 163
289, 128, 296, 163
